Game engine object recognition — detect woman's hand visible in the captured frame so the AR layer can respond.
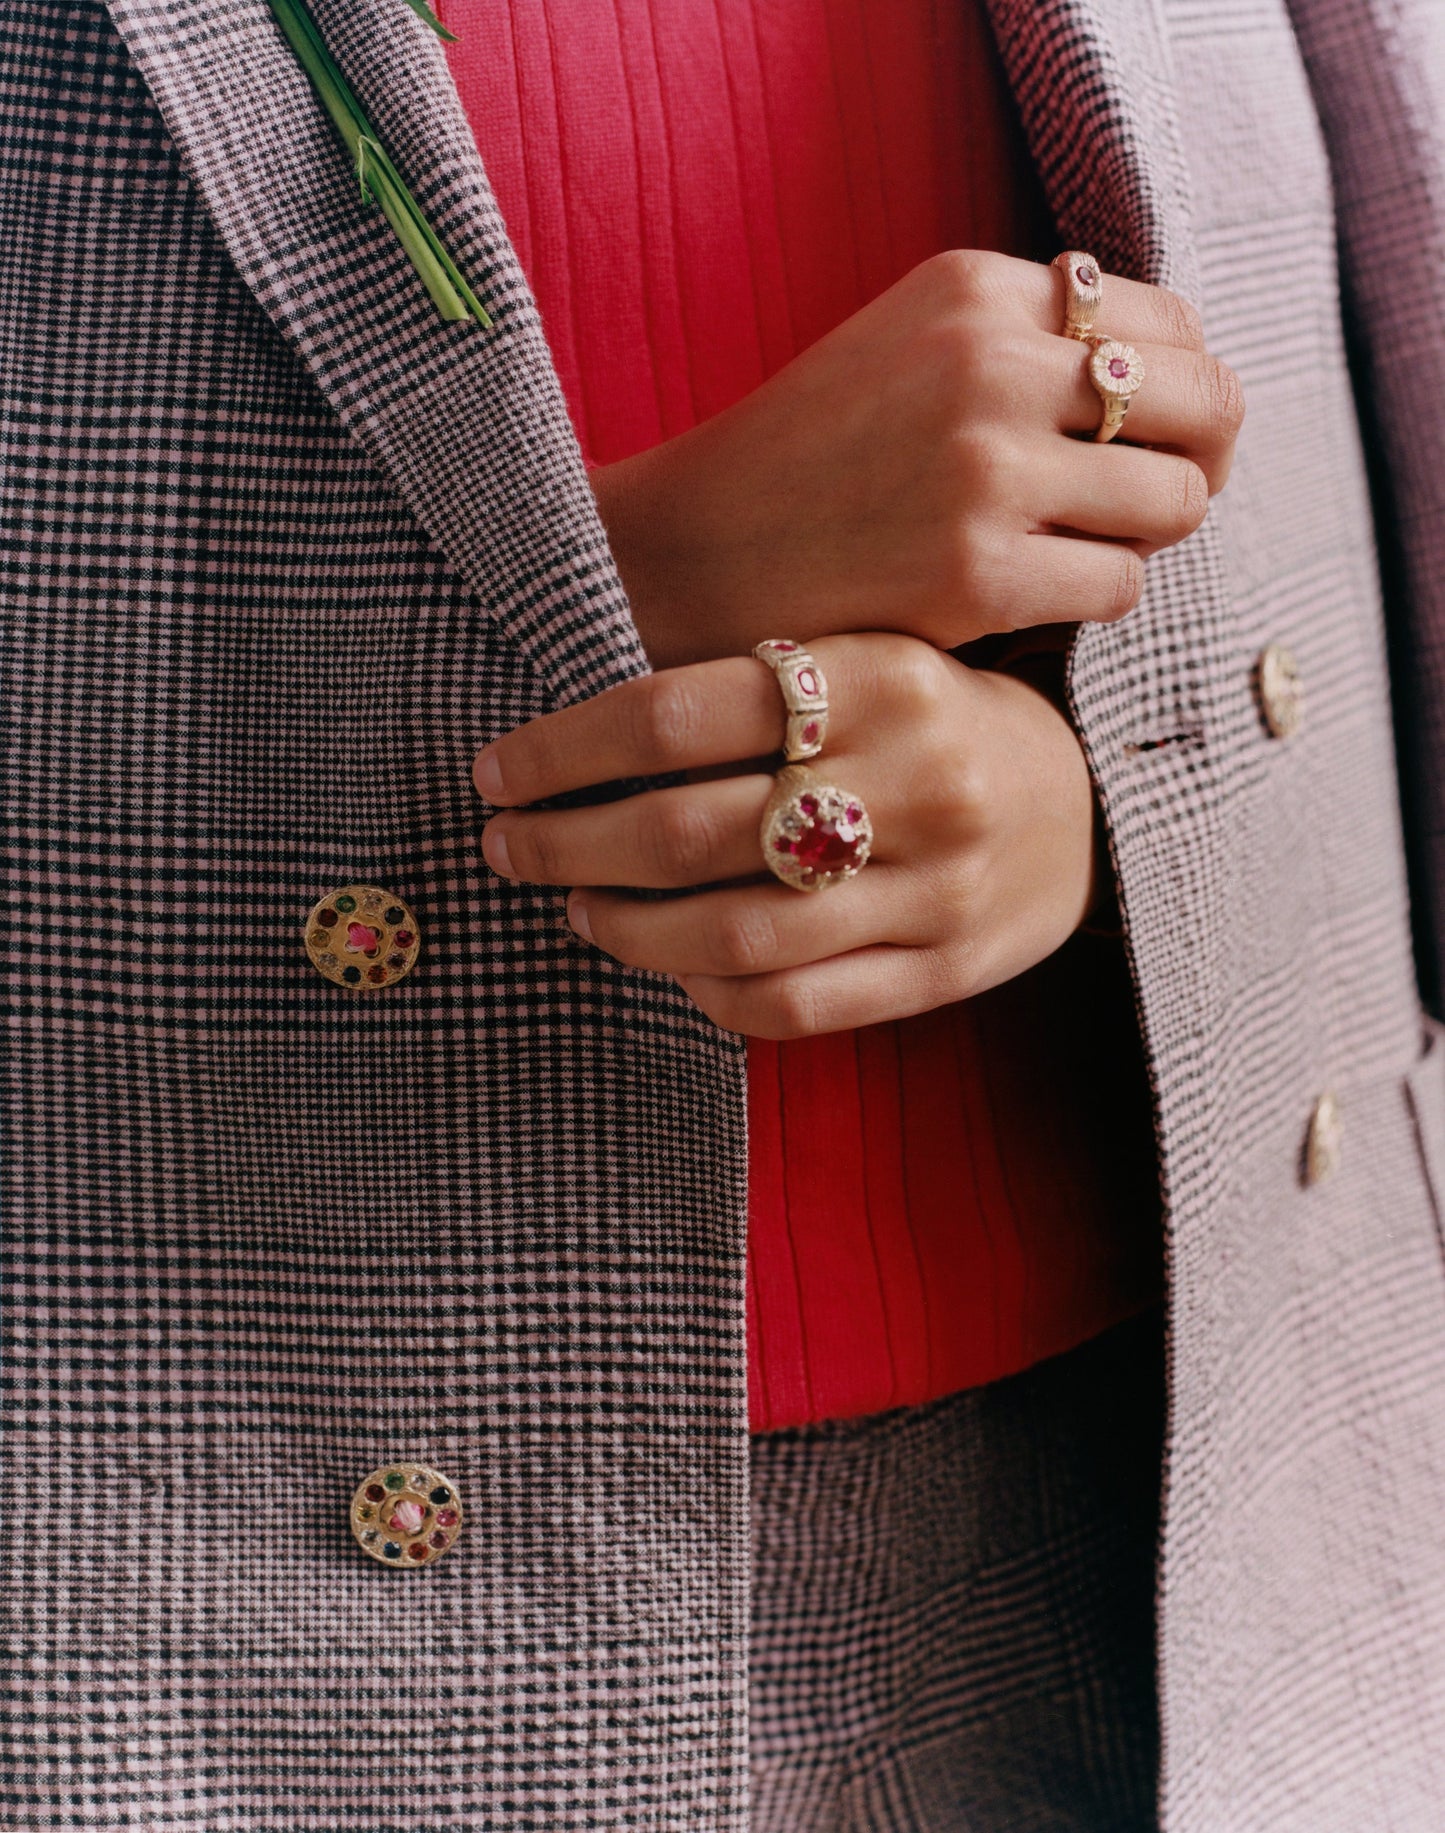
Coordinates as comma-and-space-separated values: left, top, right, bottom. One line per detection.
472, 633, 1102, 1040
589, 249, 1244, 669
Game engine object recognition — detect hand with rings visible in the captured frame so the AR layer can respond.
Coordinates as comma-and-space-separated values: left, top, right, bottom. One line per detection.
588, 248, 1243, 668
473, 633, 1099, 1039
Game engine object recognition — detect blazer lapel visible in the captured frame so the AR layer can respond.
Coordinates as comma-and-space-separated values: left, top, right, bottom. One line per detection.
103, 0, 646, 712
985, 0, 1200, 295
984, 0, 1236, 746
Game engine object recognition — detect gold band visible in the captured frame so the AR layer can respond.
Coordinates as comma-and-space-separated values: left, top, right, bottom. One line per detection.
1087, 336, 1145, 443
752, 639, 829, 762
760, 764, 872, 892
1054, 250, 1103, 342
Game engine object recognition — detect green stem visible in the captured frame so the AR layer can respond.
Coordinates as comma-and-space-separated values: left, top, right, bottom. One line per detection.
263, 0, 490, 328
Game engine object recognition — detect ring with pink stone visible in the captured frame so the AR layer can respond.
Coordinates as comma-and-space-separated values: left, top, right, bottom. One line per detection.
752, 638, 829, 762
1053, 250, 1103, 341
760, 765, 872, 892
1086, 336, 1146, 443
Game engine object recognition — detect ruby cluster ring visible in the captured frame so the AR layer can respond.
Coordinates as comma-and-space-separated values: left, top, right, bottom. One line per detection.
761, 764, 872, 892
753, 638, 829, 762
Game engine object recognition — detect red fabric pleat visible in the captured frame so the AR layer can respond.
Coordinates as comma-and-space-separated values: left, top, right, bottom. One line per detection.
443, 0, 1164, 1431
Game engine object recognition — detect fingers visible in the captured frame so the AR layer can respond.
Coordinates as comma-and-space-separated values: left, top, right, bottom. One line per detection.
567, 871, 924, 977
474, 657, 791, 806
483, 752, 891, 889
1038, 334, 1244, 491
1033, 439, 1210, 554
678, 944, 944, 1040
484, 771, 772, 884
978, 530, 1145, 628
1000, 251, 1209, 353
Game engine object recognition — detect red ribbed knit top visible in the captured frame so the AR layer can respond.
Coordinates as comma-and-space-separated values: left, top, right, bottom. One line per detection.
443, 0, 1164, 1431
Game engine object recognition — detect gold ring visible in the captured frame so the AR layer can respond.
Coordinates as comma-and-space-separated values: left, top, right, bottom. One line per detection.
752, 639, 829, 761
1054, 250, 1103, 341
1087, 336, 1145, 442
760, 764, 871, 892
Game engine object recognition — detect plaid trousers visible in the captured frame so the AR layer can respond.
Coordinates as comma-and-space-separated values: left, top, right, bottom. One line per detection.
750, 1308, 1164, 1832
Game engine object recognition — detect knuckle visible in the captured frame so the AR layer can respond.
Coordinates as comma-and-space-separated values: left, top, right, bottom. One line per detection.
932, 752, 993, 833
767, 976, 825, 1042
1109, 547, 1147, 619
512, 818, 559, 884
1203, 357, 1246, 444
632, 673, 704, 771
879, 637, 952, 722
951, 427, 1028, 511
1157, 285, 1206, 351
923, 245, 999, 315
499, 726, 555, 805
649, 796, 719, 883
1171, 460, 1211, 536
712, 905, 779, 976
948, 521, 1017, 627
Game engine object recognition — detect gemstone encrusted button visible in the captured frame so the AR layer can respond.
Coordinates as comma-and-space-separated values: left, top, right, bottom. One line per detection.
305, 885, 420, 990
351, 1464, 462, 1567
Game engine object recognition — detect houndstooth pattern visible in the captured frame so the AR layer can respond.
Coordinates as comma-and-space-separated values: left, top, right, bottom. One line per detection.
5, 0, 1445, 1826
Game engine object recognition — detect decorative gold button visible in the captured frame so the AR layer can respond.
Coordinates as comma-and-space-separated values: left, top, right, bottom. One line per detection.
305, 885, 419, 990
1256, 644, 1304, 739
1303, 1090, 1341, 1186
351, 1464, 463, 1567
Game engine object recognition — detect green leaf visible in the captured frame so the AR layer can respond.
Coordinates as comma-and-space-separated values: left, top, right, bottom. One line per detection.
263, 0, 489, 327
398, 0, 458, 43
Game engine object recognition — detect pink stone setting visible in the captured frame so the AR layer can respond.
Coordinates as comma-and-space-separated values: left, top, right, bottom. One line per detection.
387, 1498, 427, 1536
764, 779, 872, 890
1089, 340, 1144, 399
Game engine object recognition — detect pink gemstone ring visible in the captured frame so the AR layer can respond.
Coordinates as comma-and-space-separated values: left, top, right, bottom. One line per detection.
1053, 249, 1103, 342
1086, 336, 1145, 443
760, 765, 872, 892
752, 639, 829, 762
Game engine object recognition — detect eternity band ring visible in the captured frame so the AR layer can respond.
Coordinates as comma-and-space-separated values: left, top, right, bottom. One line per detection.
1054, 250, 1103, 341
760, 765, 872, 892
1087, 336, 1145, 442
752, 638, 829, 761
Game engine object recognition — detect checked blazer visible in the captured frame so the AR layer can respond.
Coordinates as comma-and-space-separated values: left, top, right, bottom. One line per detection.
5, 0, 1445, 1826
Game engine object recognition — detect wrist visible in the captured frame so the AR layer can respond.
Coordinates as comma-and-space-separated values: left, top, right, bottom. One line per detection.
981, 630, 1123, 938
590, 446, 735, 671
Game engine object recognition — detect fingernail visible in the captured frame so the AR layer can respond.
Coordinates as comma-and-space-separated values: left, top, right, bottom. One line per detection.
483, 823, 514, 879
473, 746, 505, 800
567, 893, 593, 942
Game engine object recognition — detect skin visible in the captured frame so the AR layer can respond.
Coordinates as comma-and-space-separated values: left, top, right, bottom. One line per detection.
473, 252, 1244, 1039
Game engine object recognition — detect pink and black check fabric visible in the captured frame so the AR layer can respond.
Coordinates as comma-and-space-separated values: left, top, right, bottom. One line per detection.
7, 0, 1445, 1827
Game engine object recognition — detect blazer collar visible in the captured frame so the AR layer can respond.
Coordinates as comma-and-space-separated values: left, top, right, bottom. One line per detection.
103, 0, 648, 711
985, 0, 1201, 296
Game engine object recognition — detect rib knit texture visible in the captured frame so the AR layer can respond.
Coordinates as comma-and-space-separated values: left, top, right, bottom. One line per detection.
443, 0, 1164, 1429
